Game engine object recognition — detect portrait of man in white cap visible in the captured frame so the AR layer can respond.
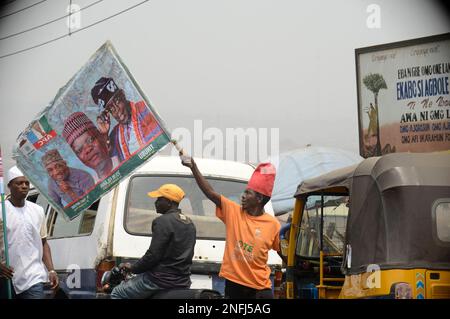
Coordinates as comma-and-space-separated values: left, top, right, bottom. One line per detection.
42, 149, 95, 207
92, 77, 162, 162
0, 167, 59, 298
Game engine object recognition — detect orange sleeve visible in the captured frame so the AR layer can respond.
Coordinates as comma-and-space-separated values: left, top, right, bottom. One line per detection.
215, 195, 240, 224
272, 221, 281, 251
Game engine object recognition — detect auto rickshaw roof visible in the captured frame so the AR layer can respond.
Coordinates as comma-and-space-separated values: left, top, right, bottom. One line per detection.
295, 152, 450, 273
294, 152, 450, 197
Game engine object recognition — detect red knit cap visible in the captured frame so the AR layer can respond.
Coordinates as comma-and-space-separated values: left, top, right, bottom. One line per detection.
246, 163, 276, 197
63, 112, 97, 146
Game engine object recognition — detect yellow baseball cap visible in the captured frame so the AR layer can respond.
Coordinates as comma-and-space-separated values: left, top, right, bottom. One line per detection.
147, 184, 185, 203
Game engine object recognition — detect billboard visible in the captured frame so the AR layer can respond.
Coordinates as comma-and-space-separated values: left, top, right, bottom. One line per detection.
13, 41, 171, 220
356, 33, 450, 158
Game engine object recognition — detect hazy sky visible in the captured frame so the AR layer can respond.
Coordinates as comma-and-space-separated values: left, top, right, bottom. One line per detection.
0, 0, 449, 172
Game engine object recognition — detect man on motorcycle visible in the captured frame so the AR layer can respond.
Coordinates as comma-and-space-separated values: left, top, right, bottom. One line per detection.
110, 184, 196, 299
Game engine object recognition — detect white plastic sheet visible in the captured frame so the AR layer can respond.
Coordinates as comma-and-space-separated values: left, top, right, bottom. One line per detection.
267, 147, 363, 214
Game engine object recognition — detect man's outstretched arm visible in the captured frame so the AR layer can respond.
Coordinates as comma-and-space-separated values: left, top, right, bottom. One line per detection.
180, 155, 221, 208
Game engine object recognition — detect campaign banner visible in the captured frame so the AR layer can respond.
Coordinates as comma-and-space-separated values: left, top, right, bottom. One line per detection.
356, 33, 450, 158
13, 41, 171, 220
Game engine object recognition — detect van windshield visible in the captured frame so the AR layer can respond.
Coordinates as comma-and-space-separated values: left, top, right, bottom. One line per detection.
125, 175, 247, 239
296, 195, 349, 258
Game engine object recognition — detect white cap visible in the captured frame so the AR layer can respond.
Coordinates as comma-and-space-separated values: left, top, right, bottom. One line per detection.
7, 166, 24, 185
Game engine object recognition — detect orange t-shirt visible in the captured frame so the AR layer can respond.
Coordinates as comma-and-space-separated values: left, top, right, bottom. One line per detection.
216, 195, 281, 290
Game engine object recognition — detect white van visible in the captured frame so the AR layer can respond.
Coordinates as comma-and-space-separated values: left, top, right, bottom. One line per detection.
33, 156, 281, 298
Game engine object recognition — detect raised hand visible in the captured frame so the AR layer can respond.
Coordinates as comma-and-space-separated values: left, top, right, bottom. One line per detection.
58, 181, 77, 200
180, 153, 193, 168
58, 180, 71, 193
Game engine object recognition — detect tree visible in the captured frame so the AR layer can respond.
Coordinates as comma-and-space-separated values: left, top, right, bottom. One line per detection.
363, 73, 387, 155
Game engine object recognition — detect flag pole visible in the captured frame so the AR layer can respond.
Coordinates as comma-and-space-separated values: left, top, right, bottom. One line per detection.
171, 139, 190, 162
0, 146, 12, 299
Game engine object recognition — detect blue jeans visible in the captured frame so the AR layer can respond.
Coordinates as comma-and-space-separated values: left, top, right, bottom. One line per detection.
0, 278, 10, 299
16, 282, 45, 299
111, 273, 162, 299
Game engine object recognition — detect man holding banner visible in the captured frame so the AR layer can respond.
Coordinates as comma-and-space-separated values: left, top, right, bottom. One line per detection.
180, 154, 281, 299
0, 167, 59, 298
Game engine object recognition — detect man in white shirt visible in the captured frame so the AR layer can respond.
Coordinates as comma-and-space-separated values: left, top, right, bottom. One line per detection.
0, 167, 59, 298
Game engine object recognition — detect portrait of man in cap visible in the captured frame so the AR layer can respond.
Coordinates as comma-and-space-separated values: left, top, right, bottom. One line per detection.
63, 112, 119, 182
92, 77, 162, 162
42, 149, 95, 207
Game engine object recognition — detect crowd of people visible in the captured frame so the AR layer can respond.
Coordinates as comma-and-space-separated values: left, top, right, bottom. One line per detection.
1, 152, 282, 299
1, 76, 282, 299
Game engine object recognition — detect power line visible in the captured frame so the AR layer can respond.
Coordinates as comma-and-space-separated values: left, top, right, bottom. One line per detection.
72, 0, 149, 35
0, 0, 104, 41
0, 0, 150, 59
0, 0, 47, 19
0, 33, 67, 59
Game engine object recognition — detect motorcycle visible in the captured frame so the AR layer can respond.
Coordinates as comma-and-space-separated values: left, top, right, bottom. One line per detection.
101, 266, 222, 299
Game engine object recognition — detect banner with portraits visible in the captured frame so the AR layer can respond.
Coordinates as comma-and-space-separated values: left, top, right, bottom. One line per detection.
13, 41, 171, 220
